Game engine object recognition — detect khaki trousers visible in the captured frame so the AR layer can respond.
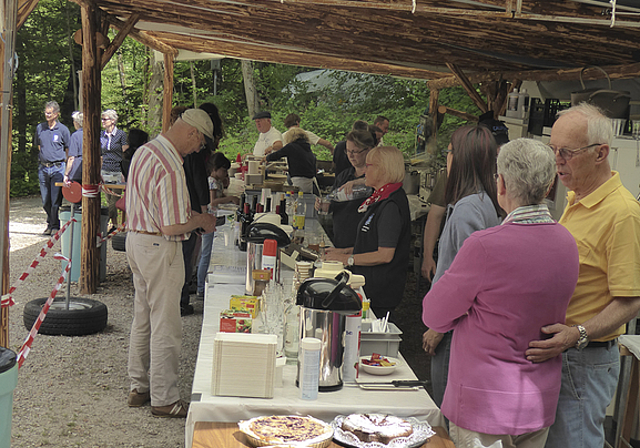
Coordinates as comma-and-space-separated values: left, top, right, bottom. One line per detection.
450, 423, 549, 448
126, 232, 184, 407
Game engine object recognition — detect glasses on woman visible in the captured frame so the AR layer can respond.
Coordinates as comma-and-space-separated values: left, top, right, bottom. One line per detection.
345, 147, 368, 156
548, 143, 602, 161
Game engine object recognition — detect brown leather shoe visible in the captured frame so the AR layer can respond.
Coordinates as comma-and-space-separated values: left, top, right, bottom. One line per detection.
128, 389, 150, 407
151, 399, 188, 418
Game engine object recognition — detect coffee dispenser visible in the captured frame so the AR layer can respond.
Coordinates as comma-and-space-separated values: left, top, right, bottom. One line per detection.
244, 222, 291, 294
296, 272, 362, 391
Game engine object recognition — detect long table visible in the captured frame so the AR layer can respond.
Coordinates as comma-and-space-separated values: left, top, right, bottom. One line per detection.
185, 219, 444, 447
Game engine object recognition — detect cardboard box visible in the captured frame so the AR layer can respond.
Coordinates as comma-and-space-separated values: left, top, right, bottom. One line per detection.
229, 295, 260, 318
220, 309, 253, 333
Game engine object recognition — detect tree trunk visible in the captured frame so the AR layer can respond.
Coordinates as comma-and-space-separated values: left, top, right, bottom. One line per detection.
117, 50, 130, 118
241, 60, 259, 119
66, 1, 78, 111
16, 52, 26, 154
190, 61, 197, 108
147, 52, 164, 137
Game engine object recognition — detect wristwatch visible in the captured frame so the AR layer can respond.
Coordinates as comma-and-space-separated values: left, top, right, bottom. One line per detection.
347, 255, 355, 267
575, 325, 589, 350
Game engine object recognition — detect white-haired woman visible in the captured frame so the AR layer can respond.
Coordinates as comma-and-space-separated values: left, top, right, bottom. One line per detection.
63, 111, 83, 187
423, 138, 580, 448
326, 146, 411, 319
265, 127, 317, 193
100, 109, 128, 230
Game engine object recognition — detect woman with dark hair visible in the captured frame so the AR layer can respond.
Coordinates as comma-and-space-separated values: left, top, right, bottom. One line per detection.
422, 124, 502, 409
321, 129, 376, 248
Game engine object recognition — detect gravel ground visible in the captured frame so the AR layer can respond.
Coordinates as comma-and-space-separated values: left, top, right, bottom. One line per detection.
7, 196, 203, 448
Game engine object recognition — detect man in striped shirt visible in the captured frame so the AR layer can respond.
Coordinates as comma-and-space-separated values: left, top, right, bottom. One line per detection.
125, 109, 216, 418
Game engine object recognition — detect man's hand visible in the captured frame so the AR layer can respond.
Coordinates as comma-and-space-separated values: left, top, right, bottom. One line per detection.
421, 256, 436, 281
63, 174, 71, 186
422, 329, 444, 356
526, 324, 580, 363
197, 213, 217, 234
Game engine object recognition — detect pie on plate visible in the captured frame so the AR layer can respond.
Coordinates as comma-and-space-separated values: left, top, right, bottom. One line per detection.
331, 414, 435, 448
238, 415, 334, 447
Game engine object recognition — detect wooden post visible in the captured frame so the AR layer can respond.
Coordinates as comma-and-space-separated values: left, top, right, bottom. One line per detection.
427, 89, 440, 162
163, 53, 174, 132
79, 0, 102, 294
0, 0, 17, 348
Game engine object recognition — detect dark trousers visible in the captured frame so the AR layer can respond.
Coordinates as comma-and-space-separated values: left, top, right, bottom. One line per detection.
38, 163, 65, 230
180, 231, 199, 307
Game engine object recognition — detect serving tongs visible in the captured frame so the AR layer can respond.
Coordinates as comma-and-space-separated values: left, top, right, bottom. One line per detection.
355, 380, 429, 390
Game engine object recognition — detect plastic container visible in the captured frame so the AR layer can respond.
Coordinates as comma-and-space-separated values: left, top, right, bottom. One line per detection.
60, 205, 109, 282
518, 88, 530, 120
360, 322, 403, 357
506, 88, 519, 118
343, 314, 362, 383
0, 347, 17, 448
299, 337, 321, 400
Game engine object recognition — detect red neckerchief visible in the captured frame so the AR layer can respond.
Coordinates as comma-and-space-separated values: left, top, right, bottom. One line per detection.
358, 182, 403, 213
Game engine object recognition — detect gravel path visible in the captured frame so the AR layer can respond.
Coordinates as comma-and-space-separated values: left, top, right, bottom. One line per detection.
7, 196, 203, 448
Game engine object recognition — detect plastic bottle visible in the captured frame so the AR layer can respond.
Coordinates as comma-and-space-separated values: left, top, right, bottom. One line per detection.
506, 88, 519, 118
299, 337, 321, 400
518, 88, 530, 120
283, 284, 300, 363
326, 185, 373, 202
285, 192, 295, 220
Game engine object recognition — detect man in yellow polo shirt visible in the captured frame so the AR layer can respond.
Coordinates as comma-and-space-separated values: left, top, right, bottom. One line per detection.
526, 103, 640, 448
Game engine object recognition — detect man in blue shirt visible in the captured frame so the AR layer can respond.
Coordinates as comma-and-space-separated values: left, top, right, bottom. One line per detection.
34, 101, 70, 235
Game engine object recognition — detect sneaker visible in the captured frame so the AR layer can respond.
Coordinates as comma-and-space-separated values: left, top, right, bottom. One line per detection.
180, 304, 194, 316
108, 226, 117, 235
43, 227, 52, 235
128, 389, 150, 407
51, 228, 60, 235
196, 290, 205, 300
151, 399, 188, 418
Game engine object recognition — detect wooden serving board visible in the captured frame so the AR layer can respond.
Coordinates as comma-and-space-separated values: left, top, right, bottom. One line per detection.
192, 422, 457, 448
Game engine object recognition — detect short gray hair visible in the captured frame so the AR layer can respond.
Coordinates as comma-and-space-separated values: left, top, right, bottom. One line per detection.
101, 109, 118, 123
558, 102, 613, 147
45, 101, 60, 114
497, 138, 556, 206
71, 111, 83, 126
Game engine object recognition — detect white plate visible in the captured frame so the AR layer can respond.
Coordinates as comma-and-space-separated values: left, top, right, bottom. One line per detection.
359, 356, 400, 376
330, 415, 435, 448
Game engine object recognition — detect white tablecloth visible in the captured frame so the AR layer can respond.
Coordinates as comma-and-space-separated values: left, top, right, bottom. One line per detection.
185, 220, 443, 447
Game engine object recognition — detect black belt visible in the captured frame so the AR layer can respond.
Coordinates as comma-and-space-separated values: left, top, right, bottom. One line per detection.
585, 339, 617, 349
41, 160, 64, 168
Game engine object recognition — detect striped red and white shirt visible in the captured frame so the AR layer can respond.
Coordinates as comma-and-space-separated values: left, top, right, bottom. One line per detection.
125, 135, 191, 241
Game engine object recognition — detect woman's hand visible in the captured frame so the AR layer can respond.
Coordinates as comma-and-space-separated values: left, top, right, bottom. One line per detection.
421, 256, 437, 281
422, 329, 444, 355
314, 197, 322, 211
340, 180, 356, 196
227, 195, 240, 205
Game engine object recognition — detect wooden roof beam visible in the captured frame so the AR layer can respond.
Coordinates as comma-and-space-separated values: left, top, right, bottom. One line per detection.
429, 62, 640, 90
446, 63, 488, 113
148, 31, 450, 80
101, 13, 139, 70
107, 15, 178, 57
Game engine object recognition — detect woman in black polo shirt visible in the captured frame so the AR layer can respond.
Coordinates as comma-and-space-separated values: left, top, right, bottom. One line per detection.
325, 146, 411, 320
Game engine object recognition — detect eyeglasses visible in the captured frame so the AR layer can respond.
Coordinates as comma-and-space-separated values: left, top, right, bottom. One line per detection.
548, 143, 602, 160
365, 163, 376, 168
345, 148, 368, 156
494, 173, 500, 181
101, 118, 111, 122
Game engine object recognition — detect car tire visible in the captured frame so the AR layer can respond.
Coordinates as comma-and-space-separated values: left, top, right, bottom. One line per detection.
112, 232, 127, 252
23, 297, 108, 336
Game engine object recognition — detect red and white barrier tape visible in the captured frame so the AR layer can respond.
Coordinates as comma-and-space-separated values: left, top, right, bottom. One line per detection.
100, 184, 124, 198
1, 217, 76, 308
82, 184, 100, 198
96, 222, 126, 247
16, 253, 71, 368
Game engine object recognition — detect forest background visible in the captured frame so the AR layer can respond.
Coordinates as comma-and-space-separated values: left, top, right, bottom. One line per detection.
9, 0, 482, 197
